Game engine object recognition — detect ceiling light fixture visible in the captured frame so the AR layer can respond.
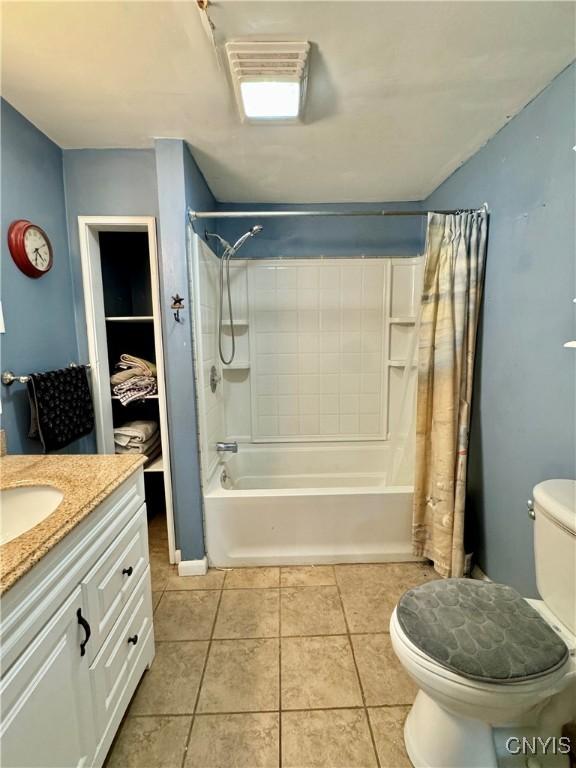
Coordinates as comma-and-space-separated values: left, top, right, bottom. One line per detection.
225, 41, 310, 124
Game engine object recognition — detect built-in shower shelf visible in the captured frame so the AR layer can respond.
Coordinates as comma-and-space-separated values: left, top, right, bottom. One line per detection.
222, 320, 248, 327
223, 361, 250, 371
389, 316, 416, 324
388, 360, 417, 368
105, 316, 154, 322
564, 341, 576, 348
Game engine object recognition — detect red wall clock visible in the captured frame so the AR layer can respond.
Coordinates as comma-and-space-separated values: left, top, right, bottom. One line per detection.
7, 219, 54, 278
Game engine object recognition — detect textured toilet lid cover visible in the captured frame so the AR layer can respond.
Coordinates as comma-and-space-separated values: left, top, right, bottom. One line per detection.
396, 579, 569, 683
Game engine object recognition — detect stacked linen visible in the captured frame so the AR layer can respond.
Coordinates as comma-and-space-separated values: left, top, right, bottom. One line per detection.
111, 354, 157, 405
114, 420, 161, 463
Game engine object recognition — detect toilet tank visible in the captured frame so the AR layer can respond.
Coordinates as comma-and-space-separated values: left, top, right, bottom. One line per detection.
533, 479, 576, 634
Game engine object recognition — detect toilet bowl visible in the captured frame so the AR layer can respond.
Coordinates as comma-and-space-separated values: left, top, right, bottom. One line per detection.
390, 480, 576, 768
390, 606, 575, 768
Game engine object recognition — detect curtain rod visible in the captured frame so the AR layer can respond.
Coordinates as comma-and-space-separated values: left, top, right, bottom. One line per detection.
188, 207, 486, 220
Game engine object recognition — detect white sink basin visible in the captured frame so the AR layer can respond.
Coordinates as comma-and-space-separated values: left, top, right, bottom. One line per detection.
0, 486, 64, 545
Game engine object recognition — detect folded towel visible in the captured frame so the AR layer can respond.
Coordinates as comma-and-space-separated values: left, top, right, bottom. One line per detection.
113, 376, 157, 405
115, 431, 161, 456
27, 366, 94, 452
114, 420, 158, 447
110, 354, 156, 386
144, 442, 162, 465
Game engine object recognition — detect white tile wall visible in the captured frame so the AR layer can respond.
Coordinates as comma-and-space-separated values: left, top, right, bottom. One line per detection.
249, 259, 389, 441
189, 238, 226, 478
385, 258, 423, 439
190, 245, 423, 456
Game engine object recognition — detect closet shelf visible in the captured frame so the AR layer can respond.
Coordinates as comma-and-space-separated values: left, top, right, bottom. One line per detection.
111, 394, 159, 400
223, 361, 250, 371
144, 455, 163, 473
105, 316, 154, 322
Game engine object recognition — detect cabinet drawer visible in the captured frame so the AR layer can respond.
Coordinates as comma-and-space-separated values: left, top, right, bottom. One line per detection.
90, 567, 153, 737
82, 505, 149, 659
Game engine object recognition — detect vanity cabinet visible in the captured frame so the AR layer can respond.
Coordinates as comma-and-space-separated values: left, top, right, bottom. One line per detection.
0, 587, 94, 768
0, 469, 154, 768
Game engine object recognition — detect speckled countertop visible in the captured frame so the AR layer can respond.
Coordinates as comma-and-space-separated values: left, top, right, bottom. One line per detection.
0, 454, 146, 595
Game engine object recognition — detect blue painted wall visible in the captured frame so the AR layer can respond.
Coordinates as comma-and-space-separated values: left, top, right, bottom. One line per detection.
0, 100, 86, 454
155, 139, 214, 561
64, 145, 207, 561
63, 148, 159, 363
213, 202, 425, 258
426, 64, 576, 596
62, 149, 160, 454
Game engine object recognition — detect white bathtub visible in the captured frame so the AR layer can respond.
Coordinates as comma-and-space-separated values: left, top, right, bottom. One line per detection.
203, 442, 417, 567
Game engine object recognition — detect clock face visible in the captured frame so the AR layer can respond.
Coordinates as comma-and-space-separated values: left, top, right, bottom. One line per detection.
24, 226, 52, 272
7, 220, 53, 278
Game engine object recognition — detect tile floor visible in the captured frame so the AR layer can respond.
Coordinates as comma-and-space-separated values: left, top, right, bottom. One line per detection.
105, 514, 437, 768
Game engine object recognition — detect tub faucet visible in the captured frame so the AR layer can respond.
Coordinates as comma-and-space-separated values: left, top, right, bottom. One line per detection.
216, 441, 238, 454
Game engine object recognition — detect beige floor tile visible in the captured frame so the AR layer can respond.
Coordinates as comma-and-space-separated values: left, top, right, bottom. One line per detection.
337, 562, 436, 633
154, 591, 219, 641
105, 715, 191, 768
282, 709, 377, 768
184, 713, 279, 768
197, 639, 279, 713
368, 707, 411, 768
214, 589, 280, 639
336, 562, 436, 594
281, 636, 363, 710
224, 567, 280, 589
150, 560, 174, 593
352, 634, 417, 705
280, 566, 335, 587
281, 586, 346, 636
129, 642, 208, 716
152, 591, 163, 612
338, 589, 395, 633
148, 516, 169, 544
166, 569, 226, 591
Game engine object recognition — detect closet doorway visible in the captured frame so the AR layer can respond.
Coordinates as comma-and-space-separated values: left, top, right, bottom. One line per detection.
78, 216, 176, 565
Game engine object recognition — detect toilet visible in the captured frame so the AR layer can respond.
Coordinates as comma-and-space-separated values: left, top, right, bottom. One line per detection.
390, 479, 576, 768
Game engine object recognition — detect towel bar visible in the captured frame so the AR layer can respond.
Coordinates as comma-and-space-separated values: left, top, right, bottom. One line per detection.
1, 363, 91, 386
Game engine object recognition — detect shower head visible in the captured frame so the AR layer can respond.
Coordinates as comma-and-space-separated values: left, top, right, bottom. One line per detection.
231, 224, 264, 254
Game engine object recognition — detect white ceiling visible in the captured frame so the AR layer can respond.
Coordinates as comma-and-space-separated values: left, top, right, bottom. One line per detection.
1, 1, 574, 203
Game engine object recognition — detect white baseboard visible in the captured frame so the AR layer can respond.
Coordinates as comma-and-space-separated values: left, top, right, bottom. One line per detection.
178, 557, 208, 577
472, 565, 491, 582
174, 549, 182, 564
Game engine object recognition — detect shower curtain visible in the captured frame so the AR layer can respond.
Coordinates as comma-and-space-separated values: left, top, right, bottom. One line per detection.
413, 209, 488, 578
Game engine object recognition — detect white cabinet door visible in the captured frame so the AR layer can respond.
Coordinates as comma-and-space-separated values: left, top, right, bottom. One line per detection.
0, 586, 95, 768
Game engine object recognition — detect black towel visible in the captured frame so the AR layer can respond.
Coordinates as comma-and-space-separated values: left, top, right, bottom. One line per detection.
27, 366, 95, 452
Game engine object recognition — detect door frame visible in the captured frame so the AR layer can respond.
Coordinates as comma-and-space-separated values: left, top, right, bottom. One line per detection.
78, 215, 176, 564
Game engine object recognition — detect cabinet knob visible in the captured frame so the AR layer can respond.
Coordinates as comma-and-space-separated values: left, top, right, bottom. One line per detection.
127, 634, 139, 645
122, 566, 134, 577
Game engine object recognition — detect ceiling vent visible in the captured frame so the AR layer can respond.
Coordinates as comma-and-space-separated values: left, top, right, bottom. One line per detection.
225, 41, 310, 123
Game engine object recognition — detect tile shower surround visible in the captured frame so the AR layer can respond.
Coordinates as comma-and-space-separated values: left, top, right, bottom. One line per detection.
190, 241, 422, 451
249, 260, 388, 440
